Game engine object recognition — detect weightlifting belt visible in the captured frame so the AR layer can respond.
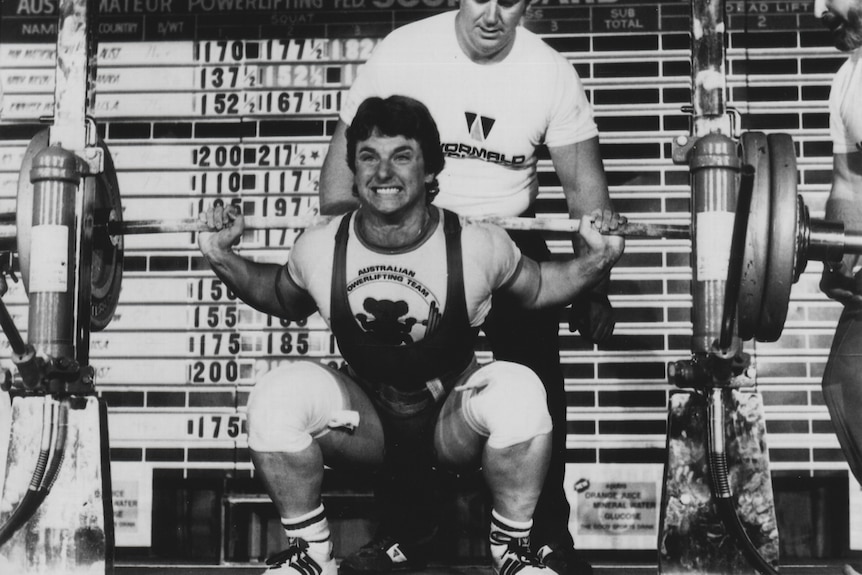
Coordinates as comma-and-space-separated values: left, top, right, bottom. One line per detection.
344, 356, 480, 417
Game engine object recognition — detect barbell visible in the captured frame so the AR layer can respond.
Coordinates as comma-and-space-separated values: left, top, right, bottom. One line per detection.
2, 130, 861, 340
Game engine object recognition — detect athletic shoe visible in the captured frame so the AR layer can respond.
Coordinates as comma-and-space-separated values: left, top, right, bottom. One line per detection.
339, 533, 433, 573
263, 537, 336, 575
492, 537, 556, 575
537, 544, 593, 575
845, 565, 861, 575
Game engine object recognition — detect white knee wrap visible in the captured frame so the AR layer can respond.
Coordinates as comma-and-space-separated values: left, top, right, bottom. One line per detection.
461, 361, 552, 449
247, 361, 347, 453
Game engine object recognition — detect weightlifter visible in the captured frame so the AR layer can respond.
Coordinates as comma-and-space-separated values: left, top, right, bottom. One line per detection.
815, 2, 862, 572
197, 95, 624, 575
318, 2, 616, 572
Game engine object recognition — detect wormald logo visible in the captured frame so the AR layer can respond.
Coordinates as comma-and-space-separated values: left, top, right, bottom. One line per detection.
440, 111, 525, 165
465, 112, 496, 142
441, 142, 526, 166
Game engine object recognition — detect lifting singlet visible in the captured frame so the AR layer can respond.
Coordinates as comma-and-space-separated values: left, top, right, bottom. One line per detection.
330, 209, 479, 394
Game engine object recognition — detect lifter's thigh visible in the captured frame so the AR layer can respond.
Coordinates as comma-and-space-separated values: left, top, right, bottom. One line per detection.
315, 364, 387, 469
432, 361, 551, 469
248, 360, 386, 469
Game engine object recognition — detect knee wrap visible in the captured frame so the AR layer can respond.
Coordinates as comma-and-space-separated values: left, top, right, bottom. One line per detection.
247, 362, 346, 453
462, 361, 552, 449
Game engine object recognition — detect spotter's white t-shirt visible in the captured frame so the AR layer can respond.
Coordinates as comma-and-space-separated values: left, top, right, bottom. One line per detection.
341, 11, 598, 217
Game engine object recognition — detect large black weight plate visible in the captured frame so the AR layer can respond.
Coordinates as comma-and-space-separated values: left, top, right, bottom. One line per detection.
88, 139, 124, 332
17, 132, 124, 331
756, 133, 798, 342
737, 132, 771, 342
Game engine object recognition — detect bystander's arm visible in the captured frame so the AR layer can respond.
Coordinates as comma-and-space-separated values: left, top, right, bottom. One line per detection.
319, 120, 361, 215
551, 137, 619, 341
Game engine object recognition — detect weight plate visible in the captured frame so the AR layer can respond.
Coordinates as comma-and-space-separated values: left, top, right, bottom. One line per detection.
17, 132, 124, 331
737, 132, 771, 341
756, 133, 798, 342
89, 138, 124, 332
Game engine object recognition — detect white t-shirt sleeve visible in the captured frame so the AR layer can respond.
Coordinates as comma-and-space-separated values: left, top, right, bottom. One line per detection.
286, 232, 312, 290
462, 222, 523, 326
544, 53, 599, 148
486, 225, 523, 289
830, 104, 850, 155
829, 57, 862, 154
285, 223, 331, 290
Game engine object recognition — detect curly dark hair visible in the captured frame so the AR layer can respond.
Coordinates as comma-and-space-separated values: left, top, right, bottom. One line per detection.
346, 95, 445, 203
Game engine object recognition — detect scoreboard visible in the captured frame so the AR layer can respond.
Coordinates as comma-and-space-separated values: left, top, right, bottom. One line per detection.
0, 0, 851, 488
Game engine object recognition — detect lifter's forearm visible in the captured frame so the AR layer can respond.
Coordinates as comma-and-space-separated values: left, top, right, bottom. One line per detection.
513, 251, 618, 311
204, 248, 285, 317
534, 257, 615, 309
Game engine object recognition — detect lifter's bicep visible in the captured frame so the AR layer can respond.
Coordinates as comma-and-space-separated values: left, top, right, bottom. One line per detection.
834, 151, 862, 198
274, 266, 318, 320
500, 256, 542, 309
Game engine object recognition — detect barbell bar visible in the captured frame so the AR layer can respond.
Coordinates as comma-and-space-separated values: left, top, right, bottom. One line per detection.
7, 130, 862, 342
0, 214, 855, 249
3, 211, 854, 257
90, 215, 862, 266
4, 198, 861, 321
0, 215, 702, 246
0, 212, 858, 251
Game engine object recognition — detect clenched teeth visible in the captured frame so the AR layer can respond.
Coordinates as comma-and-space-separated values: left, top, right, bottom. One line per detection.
374, 187, 401, 195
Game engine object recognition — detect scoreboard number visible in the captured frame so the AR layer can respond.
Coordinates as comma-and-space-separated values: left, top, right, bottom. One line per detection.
186, 414, 245, 440
197, 90, 342, 116
188, 359, 241, 384
194, 39, 328, 63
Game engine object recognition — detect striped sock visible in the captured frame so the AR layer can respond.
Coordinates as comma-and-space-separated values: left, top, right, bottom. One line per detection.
282, 504, 332, 564
489, 509, 532, 563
